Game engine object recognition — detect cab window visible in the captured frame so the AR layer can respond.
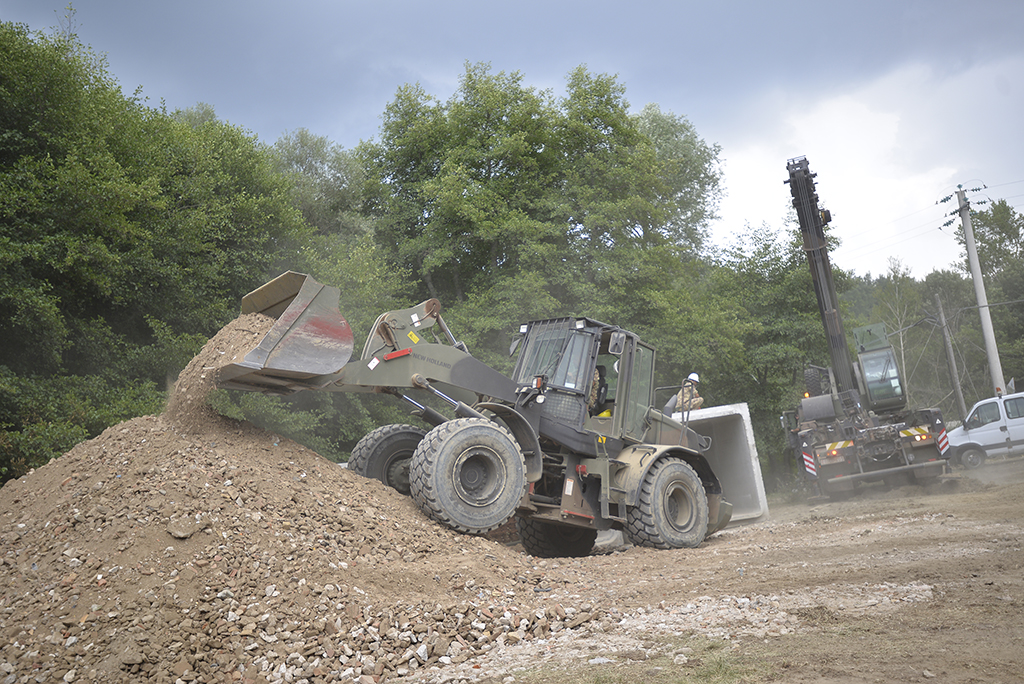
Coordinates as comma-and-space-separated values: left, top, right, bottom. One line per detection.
966, 402, 1002, 429
1005, 397, 1024, 420
516, 328, 591, 391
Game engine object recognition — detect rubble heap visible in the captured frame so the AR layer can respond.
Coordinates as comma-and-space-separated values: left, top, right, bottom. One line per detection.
0, 316, 603, 684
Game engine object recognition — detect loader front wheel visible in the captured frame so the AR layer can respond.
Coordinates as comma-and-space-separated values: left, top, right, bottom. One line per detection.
515, 515, 597, 558
625, 457, 708, 549
348, 424, 426, 496
410, 418, 526, 535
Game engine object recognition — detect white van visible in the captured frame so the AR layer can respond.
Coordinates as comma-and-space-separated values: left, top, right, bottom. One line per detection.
946, 391, 1024, 468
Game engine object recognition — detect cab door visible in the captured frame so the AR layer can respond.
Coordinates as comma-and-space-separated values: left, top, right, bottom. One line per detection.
963, 399, 1009, 458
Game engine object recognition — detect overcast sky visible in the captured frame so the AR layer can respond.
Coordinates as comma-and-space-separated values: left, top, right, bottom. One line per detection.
5, 0, 1023, 278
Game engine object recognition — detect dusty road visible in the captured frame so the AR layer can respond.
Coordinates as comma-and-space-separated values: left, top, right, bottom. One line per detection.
449, 462, 1024, 684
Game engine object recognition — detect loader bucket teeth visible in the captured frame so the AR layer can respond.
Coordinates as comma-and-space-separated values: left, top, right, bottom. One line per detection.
217, 272, 354, 394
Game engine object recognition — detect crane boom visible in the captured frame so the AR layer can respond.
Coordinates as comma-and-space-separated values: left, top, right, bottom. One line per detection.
785, 156, 855, 394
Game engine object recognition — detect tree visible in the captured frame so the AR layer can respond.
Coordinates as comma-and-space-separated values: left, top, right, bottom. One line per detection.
0, 20, 309, 479
920, 269, 984, 420
872, 257, 923, 404
959, 199, 1024, 395
632, 104, 722, 253
712, 222, 831, 487
361, 63, 562, 305
272, 128, 369, 241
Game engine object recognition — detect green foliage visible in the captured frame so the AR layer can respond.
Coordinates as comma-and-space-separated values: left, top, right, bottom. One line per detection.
0, 366, 164, 478
0, 22, 309, 382
710, 222, 835, 486
634, 104, 723, 252
361, 63, 562, 305
361, 62, 722, 316
0, 19, 310, 479
0, 420, 88, 480
272, 128, 368, 241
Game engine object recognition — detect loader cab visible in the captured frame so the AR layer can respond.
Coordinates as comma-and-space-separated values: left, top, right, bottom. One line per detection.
511, 317, 653, 450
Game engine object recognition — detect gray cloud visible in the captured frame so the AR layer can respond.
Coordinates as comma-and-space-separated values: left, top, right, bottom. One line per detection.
6, 0, 1023, 275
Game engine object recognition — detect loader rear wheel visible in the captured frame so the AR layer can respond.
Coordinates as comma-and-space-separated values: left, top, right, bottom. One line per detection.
625, 457, 708, 549
410, 418, 526, 535
515, 515, 597, 558
348, 424, 426, 496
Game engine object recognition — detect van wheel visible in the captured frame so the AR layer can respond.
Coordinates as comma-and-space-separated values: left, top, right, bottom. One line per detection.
960, 447, 985, 470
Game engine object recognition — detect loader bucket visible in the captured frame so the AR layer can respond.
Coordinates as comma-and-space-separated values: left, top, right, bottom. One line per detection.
217, 272, 355, 394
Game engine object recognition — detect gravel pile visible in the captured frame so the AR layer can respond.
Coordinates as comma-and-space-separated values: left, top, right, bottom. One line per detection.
0, 315, 608, 684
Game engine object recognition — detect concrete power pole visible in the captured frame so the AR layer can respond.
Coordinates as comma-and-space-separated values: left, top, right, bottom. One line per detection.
957, 188, 1006, 395
935, 294, 968, 421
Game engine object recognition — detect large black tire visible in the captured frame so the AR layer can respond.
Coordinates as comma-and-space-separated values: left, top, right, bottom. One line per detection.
804, 367, 826, 397
960, 447, 986, 470
410, 418, 526, 535
515, 515, 597, 558
348, 424, 427, 496
625, 457, 708, 549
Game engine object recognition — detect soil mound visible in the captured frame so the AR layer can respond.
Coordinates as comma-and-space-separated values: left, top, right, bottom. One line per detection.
0, 316, 580, 683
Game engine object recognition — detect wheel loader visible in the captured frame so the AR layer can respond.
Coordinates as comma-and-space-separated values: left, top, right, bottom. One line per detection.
217, 272, 765, 556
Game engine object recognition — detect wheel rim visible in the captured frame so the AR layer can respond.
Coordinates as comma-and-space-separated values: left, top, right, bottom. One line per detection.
962, 449, 984, 469
665, 480, 698, 533
451, 446, 506, 507
382, 452, 413, 495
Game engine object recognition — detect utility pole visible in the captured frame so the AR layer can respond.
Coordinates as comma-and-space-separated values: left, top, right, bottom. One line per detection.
935, 294, 967, 421
958, 187, 1006, 396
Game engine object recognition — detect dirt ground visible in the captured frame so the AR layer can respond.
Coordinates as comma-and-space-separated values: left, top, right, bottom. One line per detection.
536, 465, 1024, 684
2, 314, 1023, 683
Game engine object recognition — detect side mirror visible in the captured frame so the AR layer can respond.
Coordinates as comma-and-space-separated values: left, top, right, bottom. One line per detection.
509, 335, 522, 357
608, 331, 626, 355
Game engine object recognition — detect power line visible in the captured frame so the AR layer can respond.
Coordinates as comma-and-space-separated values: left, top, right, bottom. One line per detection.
834, 182, 1024, 267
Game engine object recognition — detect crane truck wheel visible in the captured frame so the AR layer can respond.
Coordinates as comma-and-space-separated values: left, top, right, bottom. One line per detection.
804, 367, 825, 397
348, 424, 427, 496
960, 447, 985, 470
410, 418, 526, 535
625, 457, 708, 549
514, 516, 597, 558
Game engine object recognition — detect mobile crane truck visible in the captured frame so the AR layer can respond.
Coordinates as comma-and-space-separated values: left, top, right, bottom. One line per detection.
781, 157, 950, 497
216, 271, 767, 556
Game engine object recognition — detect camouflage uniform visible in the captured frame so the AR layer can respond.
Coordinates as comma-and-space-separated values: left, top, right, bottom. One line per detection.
676, 384, 704, 411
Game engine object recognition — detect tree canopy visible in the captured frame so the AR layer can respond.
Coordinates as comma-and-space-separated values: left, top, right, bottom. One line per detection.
0, 21, 309, 476
2, 22, 1019, 492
